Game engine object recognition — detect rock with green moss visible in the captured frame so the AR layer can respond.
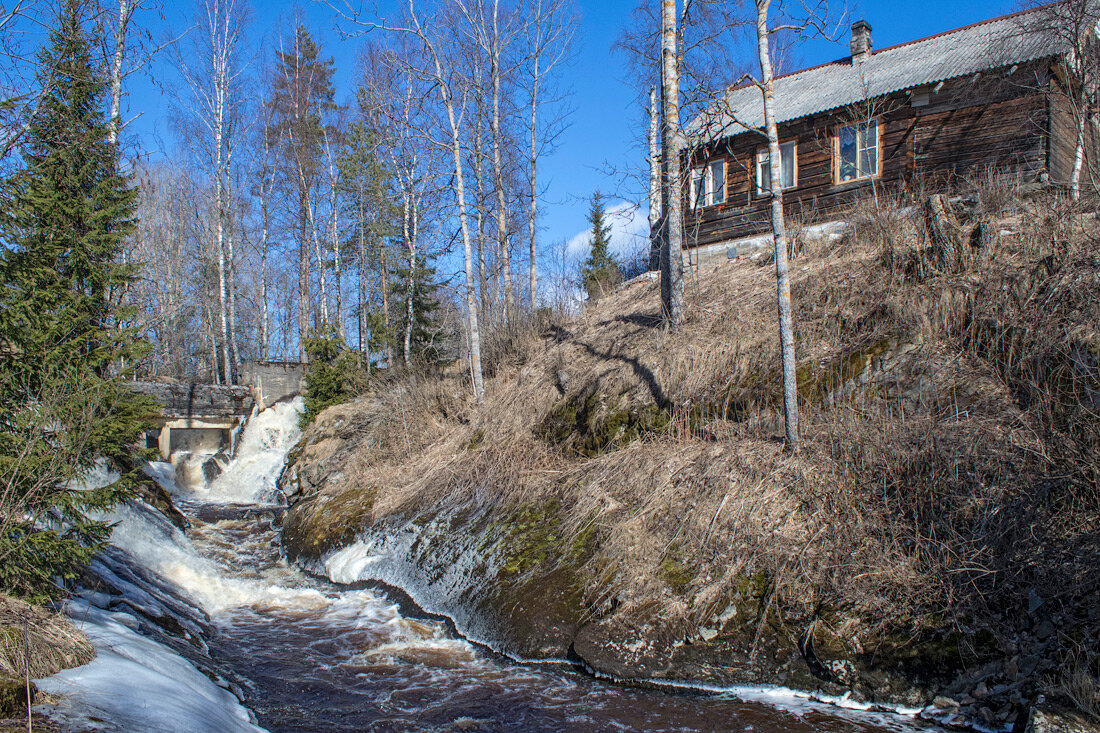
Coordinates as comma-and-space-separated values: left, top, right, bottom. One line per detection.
539, 391, 669, 457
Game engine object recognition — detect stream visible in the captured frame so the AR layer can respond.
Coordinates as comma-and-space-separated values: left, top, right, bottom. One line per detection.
38, 400, 933, 732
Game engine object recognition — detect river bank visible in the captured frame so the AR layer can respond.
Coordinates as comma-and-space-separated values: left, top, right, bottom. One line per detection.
28, 399, 930, 732
280, 196, 1100, 732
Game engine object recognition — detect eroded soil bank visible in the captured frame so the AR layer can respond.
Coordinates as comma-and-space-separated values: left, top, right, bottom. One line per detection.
282, 195, 1100, 732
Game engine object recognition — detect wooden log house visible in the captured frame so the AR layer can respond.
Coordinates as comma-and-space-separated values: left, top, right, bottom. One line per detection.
680, 6, 1097, 265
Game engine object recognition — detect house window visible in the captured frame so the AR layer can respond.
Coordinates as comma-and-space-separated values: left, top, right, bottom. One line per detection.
837, 119, 879, 182
756, 141, 797, 195
689, 160, 726, 209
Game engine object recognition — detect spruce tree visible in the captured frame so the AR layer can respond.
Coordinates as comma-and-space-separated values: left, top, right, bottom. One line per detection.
392, 253, 449, 367
581, 191, 621, 300
0, 1, 149, 600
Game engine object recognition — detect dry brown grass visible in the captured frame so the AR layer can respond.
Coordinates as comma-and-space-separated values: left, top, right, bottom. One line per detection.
0, 595, 93, 681
298, 187, 1100, 687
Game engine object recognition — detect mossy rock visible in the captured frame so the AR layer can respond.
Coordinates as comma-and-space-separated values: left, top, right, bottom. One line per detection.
282, 485, 379, 562
539, 391, 669, 457
862, 626, 977, 684
480, 501, 602, 657
797, 337, 893, 407
658, 544, 696, 595
0, 677, 32, 717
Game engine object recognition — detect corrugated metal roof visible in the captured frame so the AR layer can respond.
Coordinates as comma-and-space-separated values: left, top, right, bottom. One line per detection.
685, 6, 1063, 141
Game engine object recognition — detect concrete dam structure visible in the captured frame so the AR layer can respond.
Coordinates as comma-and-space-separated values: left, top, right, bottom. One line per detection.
134, 360, 305, 460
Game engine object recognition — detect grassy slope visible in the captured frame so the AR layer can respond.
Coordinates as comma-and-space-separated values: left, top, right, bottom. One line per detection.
284, 191, 1100, 718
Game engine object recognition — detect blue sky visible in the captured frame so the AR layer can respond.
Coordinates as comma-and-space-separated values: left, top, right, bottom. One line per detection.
120, 0, 1020, 266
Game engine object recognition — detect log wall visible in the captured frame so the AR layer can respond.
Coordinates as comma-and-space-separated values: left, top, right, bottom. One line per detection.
684, 62, 1054, 250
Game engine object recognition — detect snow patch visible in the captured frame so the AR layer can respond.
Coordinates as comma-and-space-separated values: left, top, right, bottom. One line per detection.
38, 601, 266, 733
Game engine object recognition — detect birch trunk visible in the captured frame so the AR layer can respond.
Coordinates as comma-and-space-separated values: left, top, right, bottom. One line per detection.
648, 85, 660, 271
226, 222, 241, 378
357, 185, 367, 354
473, 116, 490, 318
491, 0, 514, 314
259, 153, 272, 360
1072, 92, 1086, 201
404, 194, 417, 365
377, 174, 392, 365
298, 182, 310, 360
215, 87, 231, 385
260, 202, 269, 360
379, 244, 390, 362
527, 48, 539, 307
406, 2, 484, 401
108, 0, 134, 145
755, 0, 799, 452
659, 0, 683, 329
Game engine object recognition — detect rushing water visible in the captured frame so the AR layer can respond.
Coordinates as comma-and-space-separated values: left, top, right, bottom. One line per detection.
40, 400, 934, 733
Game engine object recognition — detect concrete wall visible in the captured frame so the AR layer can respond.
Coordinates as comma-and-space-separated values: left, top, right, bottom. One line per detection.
239, 360, 305, 410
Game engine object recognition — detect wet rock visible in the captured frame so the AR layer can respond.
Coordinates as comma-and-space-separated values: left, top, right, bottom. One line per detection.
1019, 706, 1100, 733
934, 695, 961, 709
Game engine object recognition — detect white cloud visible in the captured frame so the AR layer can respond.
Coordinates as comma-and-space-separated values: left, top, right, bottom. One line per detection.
565, 200, 651, 262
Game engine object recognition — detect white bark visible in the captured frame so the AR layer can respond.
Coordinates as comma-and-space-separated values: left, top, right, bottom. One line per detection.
527, 43, 539, 306
408, 1, 484, 401
755, 0, 799, 452
490, 0, 514, 313
659, 0, 683, 329
648, 85, 660, 270
108, 0, 135, 146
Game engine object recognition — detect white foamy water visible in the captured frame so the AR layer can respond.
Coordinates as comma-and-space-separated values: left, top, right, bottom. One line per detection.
42, 399, 930, 733
205, 397, 303, 504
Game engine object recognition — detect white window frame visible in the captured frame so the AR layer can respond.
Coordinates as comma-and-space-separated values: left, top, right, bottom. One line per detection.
689, 159, 726, 209
835, 119, 880, 183
755, 140, 798, 196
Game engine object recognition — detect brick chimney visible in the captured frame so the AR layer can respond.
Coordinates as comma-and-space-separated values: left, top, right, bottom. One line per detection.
851, 20, 872, 63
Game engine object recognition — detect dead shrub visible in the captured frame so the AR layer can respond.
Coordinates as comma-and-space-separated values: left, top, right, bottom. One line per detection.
1054, 651, 1100, 722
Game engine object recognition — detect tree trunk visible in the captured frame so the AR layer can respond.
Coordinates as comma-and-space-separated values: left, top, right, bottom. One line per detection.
528, 49, 539, 308
473, 116, 490, 319
659, 0, 684, 329
491, 0, 514, 315
215, 106, 232, 385
755, 0, 799, 452
310, 196, 329, 329
404, 194, 417, 366
226, 223, 240, 379
298, 185, 310, 361
379, 244, 391, 362
407, 4, 484, 401
260, 172, 270, 360
1072, 92, 1086, 201
358, 185, 367, 354
648, 85, 661, 271
108, 0, 134, 145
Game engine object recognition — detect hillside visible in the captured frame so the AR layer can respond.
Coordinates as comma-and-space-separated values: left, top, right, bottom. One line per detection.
281, 190, 1100, 730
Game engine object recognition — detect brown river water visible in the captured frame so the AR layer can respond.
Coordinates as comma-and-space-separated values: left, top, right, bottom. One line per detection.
192, 501, 932, 733
44, 402, 937, 732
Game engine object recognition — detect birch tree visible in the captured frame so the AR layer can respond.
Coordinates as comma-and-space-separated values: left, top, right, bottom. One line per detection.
360, 1, 486, 400
754, 0, 798, 451
268, 24, 336, 360
659, 0, 684, 329
173, 0, 251, 384
519, 0, 574, 307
